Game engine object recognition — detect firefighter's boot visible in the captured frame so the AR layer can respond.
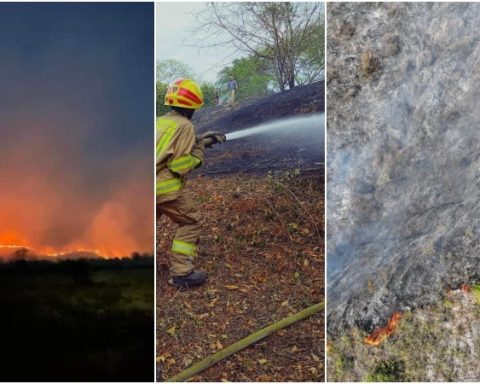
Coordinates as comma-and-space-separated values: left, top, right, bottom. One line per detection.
169, 270, 207, 289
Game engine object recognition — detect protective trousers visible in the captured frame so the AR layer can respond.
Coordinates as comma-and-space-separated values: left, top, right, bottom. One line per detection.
157, 194, 202, 277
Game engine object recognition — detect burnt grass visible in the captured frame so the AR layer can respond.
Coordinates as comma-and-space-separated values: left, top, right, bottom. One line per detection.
157, 84, 325, 381
0, 257, 154, 381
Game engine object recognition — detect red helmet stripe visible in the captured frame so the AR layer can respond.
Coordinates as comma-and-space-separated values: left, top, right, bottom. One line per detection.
177, 99, 193, 106
174, 79, 184, 85
177, 88, 202, 105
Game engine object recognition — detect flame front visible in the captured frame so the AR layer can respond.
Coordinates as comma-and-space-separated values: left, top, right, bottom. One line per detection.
0, 225, 151, 261
364, 311, 402, 346
0, 121, 153, 260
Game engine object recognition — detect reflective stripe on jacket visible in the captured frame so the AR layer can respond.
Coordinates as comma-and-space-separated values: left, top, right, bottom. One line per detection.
156, 110, 204, 202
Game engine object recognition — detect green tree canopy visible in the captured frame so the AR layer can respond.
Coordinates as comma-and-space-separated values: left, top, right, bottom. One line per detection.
156, 82, 168, 117
217, 55, 274, 101
156, 59, 195, 85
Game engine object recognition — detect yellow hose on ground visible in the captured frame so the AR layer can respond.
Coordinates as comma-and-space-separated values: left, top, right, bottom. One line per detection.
165, 301, 324, 382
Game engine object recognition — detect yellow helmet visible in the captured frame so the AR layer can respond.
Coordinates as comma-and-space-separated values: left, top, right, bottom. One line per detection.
164, 79, 204, 109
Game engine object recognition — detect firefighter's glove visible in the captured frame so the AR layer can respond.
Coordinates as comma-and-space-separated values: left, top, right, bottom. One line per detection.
198, 131, 226, 148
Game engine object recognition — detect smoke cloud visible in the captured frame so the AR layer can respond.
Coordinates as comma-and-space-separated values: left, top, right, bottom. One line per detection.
0, 4, 153, 258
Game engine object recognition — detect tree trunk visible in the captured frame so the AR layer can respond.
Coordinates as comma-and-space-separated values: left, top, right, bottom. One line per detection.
288, 76, 296, 89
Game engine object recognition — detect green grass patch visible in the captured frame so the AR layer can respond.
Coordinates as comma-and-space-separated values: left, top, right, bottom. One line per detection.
364, 360, 406, 382
472, 284, 480, 305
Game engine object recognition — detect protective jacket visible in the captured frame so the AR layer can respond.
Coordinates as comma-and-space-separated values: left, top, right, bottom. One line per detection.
156, 110, 205, 203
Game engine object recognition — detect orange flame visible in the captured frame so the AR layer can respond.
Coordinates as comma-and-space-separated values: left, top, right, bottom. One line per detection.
0, 128, 153, 260
365, 311, 402, 346
0, 184, 152, 259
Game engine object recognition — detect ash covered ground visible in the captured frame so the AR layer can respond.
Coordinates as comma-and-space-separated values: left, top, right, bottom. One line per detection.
327, 3, 480, 381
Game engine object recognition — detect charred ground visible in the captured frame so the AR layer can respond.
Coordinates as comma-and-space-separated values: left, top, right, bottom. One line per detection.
193, 81, 324, 175
327, 3, 480, 381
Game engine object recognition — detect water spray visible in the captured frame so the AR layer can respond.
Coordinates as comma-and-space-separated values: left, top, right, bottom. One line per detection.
225, 113, 324, 141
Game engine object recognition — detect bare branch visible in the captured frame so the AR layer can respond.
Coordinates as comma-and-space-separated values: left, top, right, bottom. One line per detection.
190, 2, 324, 90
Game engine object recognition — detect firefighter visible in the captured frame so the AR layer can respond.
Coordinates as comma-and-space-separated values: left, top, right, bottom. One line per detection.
157, 78, 225, 288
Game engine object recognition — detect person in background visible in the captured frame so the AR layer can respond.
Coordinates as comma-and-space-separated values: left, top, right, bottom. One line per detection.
227, 76, 238, 104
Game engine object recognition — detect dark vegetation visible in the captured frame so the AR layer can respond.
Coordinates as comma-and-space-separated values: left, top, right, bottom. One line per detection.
0, 256, 154, 381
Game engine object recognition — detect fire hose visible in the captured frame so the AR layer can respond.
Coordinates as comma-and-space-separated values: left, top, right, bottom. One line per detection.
165, 301, 324, 382
197, 131, 226, 148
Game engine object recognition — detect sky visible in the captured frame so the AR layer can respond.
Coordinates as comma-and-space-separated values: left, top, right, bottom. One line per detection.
156, 2, 241, 83
0, 3, 154, 257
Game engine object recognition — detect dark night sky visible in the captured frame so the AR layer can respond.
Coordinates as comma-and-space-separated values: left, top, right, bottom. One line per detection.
0, 3, 154, 256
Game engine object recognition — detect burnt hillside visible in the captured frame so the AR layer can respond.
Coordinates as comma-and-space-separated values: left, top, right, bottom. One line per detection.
194, 81, 324, 134
192, 81, 325, 175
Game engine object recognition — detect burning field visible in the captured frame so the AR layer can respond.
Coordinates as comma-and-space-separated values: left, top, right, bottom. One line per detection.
0, 3, 154, 380
157, 83, 325, 381
0, 144, 153, 260
0, 133, 155, 380
0, 130, 154, 379
328, 286, 480, 382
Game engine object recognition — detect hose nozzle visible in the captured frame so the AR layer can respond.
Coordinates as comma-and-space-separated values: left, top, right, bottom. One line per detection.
199, 131, 226, 147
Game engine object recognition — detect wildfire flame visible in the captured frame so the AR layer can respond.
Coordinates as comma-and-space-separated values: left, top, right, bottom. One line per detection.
0, 230, 142, 258
0, 244, 28, 249
364, 311, 402, 346
0, 242, 103, 259
0, 146, 153, 260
